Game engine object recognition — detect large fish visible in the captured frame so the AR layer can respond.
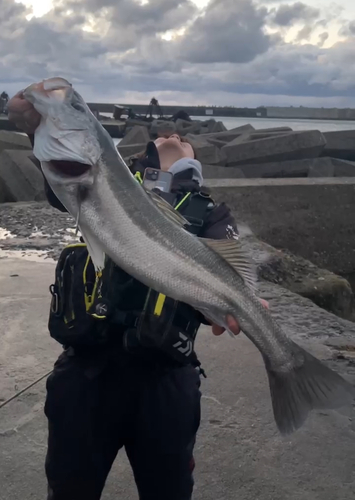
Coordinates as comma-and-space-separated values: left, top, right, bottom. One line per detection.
24, 77, 354, 435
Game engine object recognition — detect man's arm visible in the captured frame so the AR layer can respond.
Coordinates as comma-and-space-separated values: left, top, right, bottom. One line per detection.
202, 201, 239, 241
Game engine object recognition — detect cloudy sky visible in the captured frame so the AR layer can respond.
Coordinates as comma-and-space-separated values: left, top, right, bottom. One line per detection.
1, 0, 355, 107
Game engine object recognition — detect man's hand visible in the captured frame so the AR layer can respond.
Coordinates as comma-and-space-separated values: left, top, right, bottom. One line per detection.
210, 299, 269, 336
7, 90, 41, 134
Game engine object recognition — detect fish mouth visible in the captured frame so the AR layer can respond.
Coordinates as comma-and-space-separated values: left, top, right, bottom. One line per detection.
50, 160, 91, 177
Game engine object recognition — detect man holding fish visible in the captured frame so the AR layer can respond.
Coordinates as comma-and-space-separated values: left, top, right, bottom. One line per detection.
7, 78, 354, 500
8, 82, 256, 500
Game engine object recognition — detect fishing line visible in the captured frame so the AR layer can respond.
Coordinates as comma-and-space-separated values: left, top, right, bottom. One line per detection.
0, 370, 53, 410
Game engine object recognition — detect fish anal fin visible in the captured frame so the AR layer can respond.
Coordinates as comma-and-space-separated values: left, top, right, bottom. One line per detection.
200, 237, 257, 292
143, 188, 190, 228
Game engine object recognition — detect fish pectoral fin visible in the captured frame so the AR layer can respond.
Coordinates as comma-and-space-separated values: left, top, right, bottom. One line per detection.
143, 188, 190, 228
79, 226, 106, 272
200, 237, 258, 292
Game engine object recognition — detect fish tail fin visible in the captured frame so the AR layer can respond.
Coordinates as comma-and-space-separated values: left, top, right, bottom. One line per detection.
265, 345, 355, 435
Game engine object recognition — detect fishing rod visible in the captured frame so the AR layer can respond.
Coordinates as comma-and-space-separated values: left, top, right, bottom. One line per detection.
0, 370, 53, 410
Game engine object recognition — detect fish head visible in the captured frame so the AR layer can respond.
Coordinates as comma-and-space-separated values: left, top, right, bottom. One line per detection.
23, 77, 131, 270
23, 77, 103, 166
23, 77, 121, 215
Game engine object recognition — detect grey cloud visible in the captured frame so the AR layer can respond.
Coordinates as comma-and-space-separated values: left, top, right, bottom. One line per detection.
271, 2, 320, 26
318, 32, 329, 47
1, 0, 355, 108
296, 24, 313, 41
339, 21, 355, 37
176, 0, 272, 64
64, 0, 196, 34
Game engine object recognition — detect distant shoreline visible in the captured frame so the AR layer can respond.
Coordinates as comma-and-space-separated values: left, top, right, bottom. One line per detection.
87, 102, 355, 121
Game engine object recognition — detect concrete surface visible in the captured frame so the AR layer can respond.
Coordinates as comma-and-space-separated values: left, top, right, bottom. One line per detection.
203, 157, 355, 179
118, 125, 150, 147
322, 130, 355, 161
206, 178, 355, 277
1, 256, 355, 500
185, 134, 227, 165
150, 120, 177, 137
176, 120, 202, 136
0, 131, 31, 153
222, 130, 326, 166
0, 150, 46, 203
199, 125, 255, 143
117, 142, 146, 159
202, 164, 246, 179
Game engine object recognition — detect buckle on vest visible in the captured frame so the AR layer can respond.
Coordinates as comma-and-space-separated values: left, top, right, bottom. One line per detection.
49, 284, 59, 315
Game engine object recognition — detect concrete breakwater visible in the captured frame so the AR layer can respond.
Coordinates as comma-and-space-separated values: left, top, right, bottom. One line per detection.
87, 102, 355, 121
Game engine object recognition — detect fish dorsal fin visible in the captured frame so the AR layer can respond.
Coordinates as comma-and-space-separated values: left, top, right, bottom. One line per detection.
144, 188, 190, 228
200, 237, 258, 292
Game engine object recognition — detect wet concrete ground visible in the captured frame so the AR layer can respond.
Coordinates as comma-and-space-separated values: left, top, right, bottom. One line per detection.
1, 256, 355, 499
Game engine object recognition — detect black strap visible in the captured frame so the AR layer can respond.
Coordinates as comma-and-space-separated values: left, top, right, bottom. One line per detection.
180, 193, 214, 236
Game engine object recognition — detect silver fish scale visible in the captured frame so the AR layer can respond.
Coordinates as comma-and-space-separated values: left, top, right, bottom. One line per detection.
80, 157, 296, 369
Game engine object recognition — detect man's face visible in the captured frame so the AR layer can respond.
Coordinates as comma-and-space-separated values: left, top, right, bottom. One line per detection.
154, 134, 195, 170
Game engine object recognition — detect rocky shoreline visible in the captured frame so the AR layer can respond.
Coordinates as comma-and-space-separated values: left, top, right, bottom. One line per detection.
0, 201, 77, 262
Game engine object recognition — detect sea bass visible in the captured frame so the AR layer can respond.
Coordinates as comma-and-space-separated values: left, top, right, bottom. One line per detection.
24, 77, 354, 435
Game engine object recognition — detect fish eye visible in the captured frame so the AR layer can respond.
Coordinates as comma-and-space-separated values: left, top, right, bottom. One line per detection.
71, 102, 85, 113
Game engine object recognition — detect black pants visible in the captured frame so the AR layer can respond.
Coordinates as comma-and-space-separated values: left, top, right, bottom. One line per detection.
44, 347, 202, 500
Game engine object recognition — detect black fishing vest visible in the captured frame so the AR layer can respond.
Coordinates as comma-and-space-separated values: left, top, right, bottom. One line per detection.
48, 187, 214, 366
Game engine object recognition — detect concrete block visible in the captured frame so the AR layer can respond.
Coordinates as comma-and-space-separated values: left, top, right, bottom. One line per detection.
202, 164, 245, 179
254, 126, 293, 133
199, 125, 210, 135
101, 120, 126, 139
119, 126, 150, 147
237, 157, 339, 179
177, 120, 202, 136
225, 133, 253, 146
199, 125, 255, 143
308, 158, 335, 177
0, 150, 45, 203
222, 130, 326, 166
185, 134, 227, 165
175, 118, 193, 131
240, 158, 310, 178
246, 131, 294, 141
206, 138, 229, 148
0, 131, 31, 153
126, 118, 151, 129
229, 124, 256, 133
211, 121, 227, 133
199, 130, 247, 143
202, 119, 226, 134
205, 177, 355, 276
117, 143, 146, 159
322, 130, 355, 161
332, 159, 355, 177
151, 120, 177, 138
